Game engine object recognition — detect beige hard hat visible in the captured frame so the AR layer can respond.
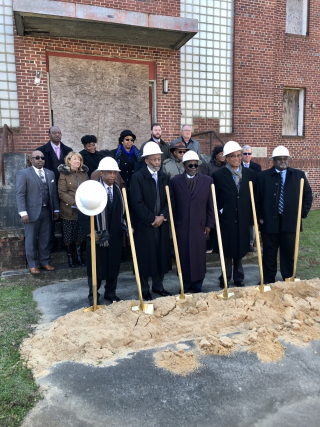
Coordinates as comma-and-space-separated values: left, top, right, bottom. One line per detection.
75, 180, 108, 216
270, 145, 291, 159
182, 150, 202, 165
141, 141, 163, 158
96, 157, 121, 172
222, 141, 242, 157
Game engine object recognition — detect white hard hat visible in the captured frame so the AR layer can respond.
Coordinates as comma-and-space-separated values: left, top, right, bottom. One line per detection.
75, 180, 108, 216
96, 157, 121, 172
141, 141, 163, 158
270, 145, 291, 159
222, 141, 242, 157
182, 150, 202, 165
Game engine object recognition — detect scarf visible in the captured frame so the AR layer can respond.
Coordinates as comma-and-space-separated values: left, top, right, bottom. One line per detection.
115, 144, 140, 165
95, 178, 128, 247
226, 163, 242, 192
185, 171, 198, 195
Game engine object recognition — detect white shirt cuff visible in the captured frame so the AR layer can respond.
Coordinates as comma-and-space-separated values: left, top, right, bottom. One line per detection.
19, 211, 28, 217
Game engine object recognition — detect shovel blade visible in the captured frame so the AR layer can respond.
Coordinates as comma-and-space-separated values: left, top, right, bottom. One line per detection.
83, 304, 106, 313
132, 303, 154, 315
285, 277, 300, 282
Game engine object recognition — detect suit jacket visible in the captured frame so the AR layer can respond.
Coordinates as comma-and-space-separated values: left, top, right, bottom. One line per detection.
242, 160, 262, 174
212, 167, 256, 258
255, 166, 313, 234
171, 173, 215, 282
130, 166, 171, 277
37, 141, 73, 181
16, 166, 59, 222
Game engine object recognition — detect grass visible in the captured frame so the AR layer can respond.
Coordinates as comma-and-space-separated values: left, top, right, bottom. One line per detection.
0, 211, 318, 426
0, 281, 41, 427
297, 209, 320, 279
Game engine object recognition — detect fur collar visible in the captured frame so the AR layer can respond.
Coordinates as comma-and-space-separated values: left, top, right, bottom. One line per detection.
58, 164, 89, 175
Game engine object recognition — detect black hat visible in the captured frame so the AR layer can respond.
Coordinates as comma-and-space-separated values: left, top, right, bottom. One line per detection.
118, 130, 136, 144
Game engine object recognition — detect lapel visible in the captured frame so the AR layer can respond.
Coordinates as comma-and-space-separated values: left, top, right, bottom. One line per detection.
141, 166, 156, 206
192, 173, 204, 199
222, 167, 238, 194
44, 168, 52, 196
239, 167, 250, 195
111, 184, 119, 209
29, 166, 42, 190
177, 173, 192, 199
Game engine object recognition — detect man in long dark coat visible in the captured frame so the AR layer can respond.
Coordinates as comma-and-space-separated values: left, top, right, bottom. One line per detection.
213, 141, 255, 288
171, 150, 215, 292
78, 157, 127, 305
130, 142, 172, 301
255, 145, 312, 284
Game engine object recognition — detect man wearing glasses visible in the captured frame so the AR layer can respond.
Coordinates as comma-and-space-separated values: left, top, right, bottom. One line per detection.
242, 145, 262, 251
16, 151, 59, 274
212, 141, 255, 288
171, 151, 215, 293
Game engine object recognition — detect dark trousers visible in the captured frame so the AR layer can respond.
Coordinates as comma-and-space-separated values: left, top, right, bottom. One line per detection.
141, 275, 164, 293
25, 206, 51, 268
184, 279, 203, 293
219, 257, 244, 284
261, 231, 295, 283
88, 276, 118, 304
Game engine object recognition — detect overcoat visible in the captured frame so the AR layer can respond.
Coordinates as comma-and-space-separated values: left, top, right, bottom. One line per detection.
212, 167, 256, 259
171, 173, 215, 282
254, 166, 312, 234
37, 141, 73, 181
57, 164, 89, 220
111, 145, 140, 196
78, 183, 125, 279
130, 167, 172, 277
79, 149, 113, 178
162, 156, 185, 179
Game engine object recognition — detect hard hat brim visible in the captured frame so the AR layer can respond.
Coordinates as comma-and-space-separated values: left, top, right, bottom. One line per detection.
75, 180, 108, 216
270, 155, 292, 160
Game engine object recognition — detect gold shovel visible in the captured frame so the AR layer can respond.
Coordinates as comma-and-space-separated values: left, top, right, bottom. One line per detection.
165, 186, 192, 300
249, 181, 271, 293
285, 178, 304, 282
84, 215, 106, 312
211, 184, 234, 299
122, 188, 154, 315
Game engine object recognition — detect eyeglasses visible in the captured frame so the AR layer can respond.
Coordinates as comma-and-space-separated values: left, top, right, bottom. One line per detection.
227, 155, 242, 159
32, 156, 45, 160
177, 150, 186, 154
124, 138, 134, 142
243, 152, 252, 156
187, 163, 199, 169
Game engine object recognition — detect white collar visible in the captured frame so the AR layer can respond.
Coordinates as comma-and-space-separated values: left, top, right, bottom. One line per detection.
186, 173, 195, 179
147, 166, 157, 175
33, 166, 44, 174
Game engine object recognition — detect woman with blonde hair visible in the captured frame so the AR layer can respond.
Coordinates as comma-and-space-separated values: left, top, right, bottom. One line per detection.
58, 151, 89, 267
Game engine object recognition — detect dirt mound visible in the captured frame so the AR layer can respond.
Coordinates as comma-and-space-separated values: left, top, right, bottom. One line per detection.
20, 279, 320, 376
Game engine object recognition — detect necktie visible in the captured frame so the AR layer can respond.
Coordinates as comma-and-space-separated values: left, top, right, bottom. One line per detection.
152, 172, 158, 188
107, 186, 113, 204
55, 146, 60, 159
38, 169, 46, 183
278, 171, 284, 214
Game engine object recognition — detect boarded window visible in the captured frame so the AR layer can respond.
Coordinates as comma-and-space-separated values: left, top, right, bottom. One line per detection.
286, 0, 308, 35
282, 89, 304, 136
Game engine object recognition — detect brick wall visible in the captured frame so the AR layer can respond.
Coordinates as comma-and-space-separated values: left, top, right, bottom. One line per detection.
0, 229, 26, 273
231, 0, 320, 208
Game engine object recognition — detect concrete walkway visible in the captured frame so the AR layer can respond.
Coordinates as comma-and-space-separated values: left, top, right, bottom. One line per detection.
22, 266, 320, 427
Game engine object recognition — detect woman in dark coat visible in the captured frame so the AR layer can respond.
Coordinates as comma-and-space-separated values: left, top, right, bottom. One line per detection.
111, 130, 140, 204
79, 135, 113, 178
201, 145, 226, 176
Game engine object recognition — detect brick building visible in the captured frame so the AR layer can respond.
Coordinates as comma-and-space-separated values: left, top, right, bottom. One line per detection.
0, 0, 319, 271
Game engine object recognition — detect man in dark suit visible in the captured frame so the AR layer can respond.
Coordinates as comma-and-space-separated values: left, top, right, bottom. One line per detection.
130, 141, 172, 301
255, 145, 312, 284
78, 157, 127, 305
213, 141, 256, 288
242, 144, 262, 251
37, 126, 72, 251
16, 151, 59, 274
37, 126, 73, 182
171, 150, 215, 293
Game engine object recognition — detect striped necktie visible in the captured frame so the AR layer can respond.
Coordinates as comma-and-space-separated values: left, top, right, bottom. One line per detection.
107, 186, 113, 204
152, 172, 158, 188
278, 171, 284, 214
38, 169, 46, 183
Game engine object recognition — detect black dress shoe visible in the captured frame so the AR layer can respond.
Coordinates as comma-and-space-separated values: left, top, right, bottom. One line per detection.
152, 288, 172, 297
142, 291, 153, 301
234, 282, 245, 287
104, 295, 122, 303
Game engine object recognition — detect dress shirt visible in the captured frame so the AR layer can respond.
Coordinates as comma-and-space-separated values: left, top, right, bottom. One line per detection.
186, 173, 196, 179
152, 138, 160, 144
275, 168, 287, 184
50, 141, 61, 159
102, 181, 113, 197
243, 162, 250, 168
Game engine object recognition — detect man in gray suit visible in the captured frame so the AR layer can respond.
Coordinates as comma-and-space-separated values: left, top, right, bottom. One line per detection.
16, 150, 60, 274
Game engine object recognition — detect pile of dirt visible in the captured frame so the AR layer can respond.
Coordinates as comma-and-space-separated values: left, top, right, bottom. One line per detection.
20, 279, 320, 377
154, 348, 201, 376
